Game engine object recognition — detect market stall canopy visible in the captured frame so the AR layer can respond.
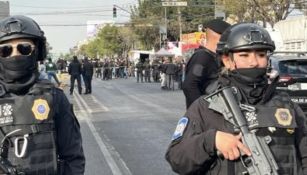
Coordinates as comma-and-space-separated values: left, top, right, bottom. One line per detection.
154, 48, 175, 57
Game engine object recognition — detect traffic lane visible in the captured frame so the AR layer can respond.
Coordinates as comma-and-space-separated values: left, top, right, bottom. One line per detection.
91, 111, 177, 175
79, 121, 113, 175
91, 79, 185, 117
90, 79, 184, 174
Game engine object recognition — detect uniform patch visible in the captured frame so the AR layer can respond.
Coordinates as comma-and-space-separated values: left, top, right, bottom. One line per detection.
32, 99, 50, 120
275, 108, 292, 126
0, 103, 14, 125
172, 117, 189, 141
286, 128, 295, 134
192, 64, 203, 77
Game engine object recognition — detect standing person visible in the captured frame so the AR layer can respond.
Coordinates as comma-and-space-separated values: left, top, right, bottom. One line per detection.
0, 15, 85, 175
102, 60, 109, 80
38, 60, 48, 80
45, 57, 61, 86
82, 57, 94, 94
144, 59, 151, 83
151, 60, 160, 82
136, 59, 144, 83
160, 58, 169, 90
165, 59, 177, 90
182, 19, 230, 108
68, 56, 82, 95
96, 60, 102, 78
166, 23, 307, 174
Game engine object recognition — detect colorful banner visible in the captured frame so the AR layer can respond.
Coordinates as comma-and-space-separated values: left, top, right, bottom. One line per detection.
181, 32, 206, 52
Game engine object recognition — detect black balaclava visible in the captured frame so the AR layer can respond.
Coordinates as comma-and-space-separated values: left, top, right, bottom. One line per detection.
0, 49, 38, 95
226, 54, 269, 105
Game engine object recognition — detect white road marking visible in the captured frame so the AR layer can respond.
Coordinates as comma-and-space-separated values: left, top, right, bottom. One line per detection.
74, 92, 132, 175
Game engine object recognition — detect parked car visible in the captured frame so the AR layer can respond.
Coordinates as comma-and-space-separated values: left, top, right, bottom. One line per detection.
269, 52, 307, 113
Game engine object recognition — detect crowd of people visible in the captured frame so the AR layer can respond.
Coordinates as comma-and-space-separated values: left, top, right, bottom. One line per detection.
61, 56, 187, 92
134, 57, 185, 91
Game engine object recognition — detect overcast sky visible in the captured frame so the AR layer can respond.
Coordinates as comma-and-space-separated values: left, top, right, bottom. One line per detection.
9, 0, 138, 56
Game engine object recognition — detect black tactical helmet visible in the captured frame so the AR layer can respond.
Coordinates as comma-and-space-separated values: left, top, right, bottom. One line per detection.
216, 23, 275, 55
0, 15, 46, 60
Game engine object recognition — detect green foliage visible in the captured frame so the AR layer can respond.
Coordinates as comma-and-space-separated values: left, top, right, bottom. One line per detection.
79, 25, 126, 58
79, 0, 219, 57
130, 0, 215, 50
58, 53, 72, 60
217, 0, 302, 26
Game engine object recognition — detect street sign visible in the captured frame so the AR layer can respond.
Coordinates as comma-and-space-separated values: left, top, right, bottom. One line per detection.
162, 1, 187, 7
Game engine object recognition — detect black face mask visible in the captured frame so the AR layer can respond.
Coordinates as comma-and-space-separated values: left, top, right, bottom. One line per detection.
229, 68, 268, 105
0, 54, 38, 95
0, 55, 37, 83
231, 68, 267, 86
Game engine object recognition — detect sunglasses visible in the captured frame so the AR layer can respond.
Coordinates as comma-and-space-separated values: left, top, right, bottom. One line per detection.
0, 42, 35, 58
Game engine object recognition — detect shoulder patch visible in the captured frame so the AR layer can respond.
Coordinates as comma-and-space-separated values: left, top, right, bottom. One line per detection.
32, 98, 50, 120
172, 117, 189, 141
275, 108, 292, 126
192, 64, 204, 77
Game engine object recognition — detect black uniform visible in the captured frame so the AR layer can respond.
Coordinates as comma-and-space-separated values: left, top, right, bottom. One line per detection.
0, 80, 85, 175
165, 63, 177, 90
151, 62, 160, 82
0, 15, 85, 175
136, 62, 144, 83
82, 59, 94, 94
166, 76, 307, 175
68, 58, 82, 95
182, 47, 219, 109
144, 61, 151, 83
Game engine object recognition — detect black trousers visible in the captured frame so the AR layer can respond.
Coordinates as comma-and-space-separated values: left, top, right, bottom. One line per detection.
137, 71, 143, 82
83, 75, 92, 93
70, 75, 82, 94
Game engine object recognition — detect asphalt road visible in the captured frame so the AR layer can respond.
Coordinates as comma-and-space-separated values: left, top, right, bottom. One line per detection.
65, 77, 186, 175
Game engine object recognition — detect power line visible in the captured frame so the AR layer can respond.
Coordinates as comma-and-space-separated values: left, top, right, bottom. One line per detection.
17, 9, 113, 16
40, 22, 130, 27
10, 2, 138, 9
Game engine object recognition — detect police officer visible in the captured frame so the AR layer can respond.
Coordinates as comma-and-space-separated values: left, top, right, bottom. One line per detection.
0, 15, 85, 174
182, 19, 230, 108
166, 23, 307, 174
136, 59, 144, 83
68, 56, 82, 95
82, 57, 94, 94
143, 59, 151, 83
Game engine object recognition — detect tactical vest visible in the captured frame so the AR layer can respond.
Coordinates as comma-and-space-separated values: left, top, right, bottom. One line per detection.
0, 81, 57, 175
214, 92, 303, 175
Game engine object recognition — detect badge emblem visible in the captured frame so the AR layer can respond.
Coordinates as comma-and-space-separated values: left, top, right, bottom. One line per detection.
275, 108, 292, 126
286, 128, 295, 134
32, 99, 50, 120
172, 117, 189, 141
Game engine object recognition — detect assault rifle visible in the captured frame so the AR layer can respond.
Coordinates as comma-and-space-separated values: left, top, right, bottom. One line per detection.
205, 86, 279, 175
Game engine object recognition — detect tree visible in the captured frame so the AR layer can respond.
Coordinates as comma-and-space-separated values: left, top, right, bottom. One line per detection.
251, 0, 294, 27
217, 0, 302, 27
216, 0, 250, 22
78, 25, 133, 59
118, 27, 137, 58
130, 0, 215, 50
96, 25, 122, 57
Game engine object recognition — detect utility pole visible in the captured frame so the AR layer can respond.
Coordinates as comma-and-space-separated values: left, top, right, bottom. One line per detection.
177, 7, 182, 42
165, 7, 168, 40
